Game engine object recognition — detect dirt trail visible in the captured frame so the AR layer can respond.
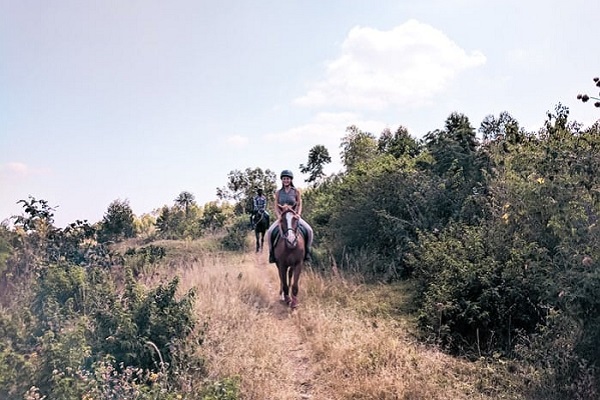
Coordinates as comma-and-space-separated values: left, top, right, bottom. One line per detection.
249, 250, 315, 399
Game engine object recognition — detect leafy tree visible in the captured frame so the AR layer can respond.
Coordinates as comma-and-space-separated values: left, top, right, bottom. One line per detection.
174, 191, 196, 217
200, 201, 231, 233
98, 199, 135, 242
576, 76, 600, 108
13, 196, 56, 233
0, 224, 13, 277
340, 125, 377, 172
216, 167, 276, 214
134, 213, 157, 238
377, 125, 420, 159
155, 206, 184, 239
299, 144, 332, 184
479, 111, 524, 144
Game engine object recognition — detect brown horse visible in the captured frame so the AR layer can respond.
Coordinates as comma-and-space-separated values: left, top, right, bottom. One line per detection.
252, 210, 269, 252
273, 205, 305, 309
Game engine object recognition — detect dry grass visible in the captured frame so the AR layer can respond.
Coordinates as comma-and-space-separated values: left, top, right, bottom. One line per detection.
157, 237, 526, 400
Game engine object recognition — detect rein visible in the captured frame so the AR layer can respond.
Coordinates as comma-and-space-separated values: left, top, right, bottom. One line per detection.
254, 211, 265, 225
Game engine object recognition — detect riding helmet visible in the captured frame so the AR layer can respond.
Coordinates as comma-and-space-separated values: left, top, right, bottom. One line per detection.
280, 169, 294, 179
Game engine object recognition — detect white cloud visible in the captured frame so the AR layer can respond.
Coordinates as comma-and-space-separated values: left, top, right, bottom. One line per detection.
225, 135, 249, 147
295, 19, 486, 110
264, 112, 387, 144
4, 162, 30, 176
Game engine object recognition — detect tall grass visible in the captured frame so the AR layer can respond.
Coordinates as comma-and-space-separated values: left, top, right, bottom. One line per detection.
166, 237, 526, 400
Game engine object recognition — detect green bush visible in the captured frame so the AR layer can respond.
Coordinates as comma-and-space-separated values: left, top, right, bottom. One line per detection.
220, 218, 249, 251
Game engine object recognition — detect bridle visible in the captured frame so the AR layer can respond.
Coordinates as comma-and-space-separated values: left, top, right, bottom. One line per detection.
279, 209, 300, 248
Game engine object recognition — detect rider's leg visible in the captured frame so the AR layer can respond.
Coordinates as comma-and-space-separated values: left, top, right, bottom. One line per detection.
266, 221, 277, 263
299, 219, 313, 261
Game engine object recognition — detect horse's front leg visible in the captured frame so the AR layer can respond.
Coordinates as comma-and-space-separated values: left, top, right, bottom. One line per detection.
278, 264, 291, 304
290, 262, 303, 309
255, 231, 260, 252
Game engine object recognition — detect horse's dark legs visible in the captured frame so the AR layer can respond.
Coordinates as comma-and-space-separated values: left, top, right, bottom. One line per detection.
255, 231, 260, 252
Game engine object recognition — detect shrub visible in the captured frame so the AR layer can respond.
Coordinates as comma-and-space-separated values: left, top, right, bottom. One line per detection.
220, 218, 249, 252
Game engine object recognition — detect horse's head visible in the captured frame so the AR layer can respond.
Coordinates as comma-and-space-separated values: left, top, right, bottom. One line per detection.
279, 205, 300, 247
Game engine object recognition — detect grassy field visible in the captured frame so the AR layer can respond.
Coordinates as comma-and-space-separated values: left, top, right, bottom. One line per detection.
145, 236, 528, 400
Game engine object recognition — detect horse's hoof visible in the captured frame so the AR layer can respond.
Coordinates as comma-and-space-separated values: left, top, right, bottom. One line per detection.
290, 297, 299, 309
284, 295, 292, 305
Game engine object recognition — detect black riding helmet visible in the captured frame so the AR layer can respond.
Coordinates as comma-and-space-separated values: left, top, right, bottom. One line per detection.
280, 170, 294, 179
257, 188, 263, 194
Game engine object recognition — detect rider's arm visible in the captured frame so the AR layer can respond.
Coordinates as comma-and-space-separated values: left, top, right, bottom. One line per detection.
274, 191, 283, 218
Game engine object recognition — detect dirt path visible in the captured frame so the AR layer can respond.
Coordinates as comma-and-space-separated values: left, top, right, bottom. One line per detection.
249, 250, 315, 399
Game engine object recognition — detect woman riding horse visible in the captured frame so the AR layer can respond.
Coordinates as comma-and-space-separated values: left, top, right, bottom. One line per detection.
266, 169, 313, 264
274, 204, 305, 308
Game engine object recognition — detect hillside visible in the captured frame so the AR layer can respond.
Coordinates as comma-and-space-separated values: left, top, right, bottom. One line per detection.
159, 237, 525, 400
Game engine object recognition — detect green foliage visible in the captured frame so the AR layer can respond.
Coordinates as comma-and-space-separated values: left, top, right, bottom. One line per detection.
34, 263, 87, 323
408, 224, 550, 356
174, 191, 196, 216
0, 243, 200, 398
0, 308, 36, 399
340, 125, 378, 171
216, 167, 277, 214
90, 271, 197, 372
98, 199, 136, 242
301, 110, 600, 394
156, 205, 185, 239
0, 224, 14, 277
124, 244, 166, 277
299, 144, 332, 184
377, 125, 421, 158
220, 217, 250, 251
13, 196, 56, 232
199, 376, 241, 400
201, 201, 231, 234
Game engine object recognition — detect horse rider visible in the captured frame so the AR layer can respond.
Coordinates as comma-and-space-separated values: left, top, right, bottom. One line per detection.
251, 188, 269, 228
266, 170, 313, 263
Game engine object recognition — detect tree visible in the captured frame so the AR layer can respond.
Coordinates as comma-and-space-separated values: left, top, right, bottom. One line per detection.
98, 199, 135, 242
340, 125, 377, 171
13, 196, 56, 232
576, 76, 600, 108
174, 191, 196, 217
377, 125, 420, 158
216, 167, 277, 214
479, 111, 523, 144
200, 201, 229, 232
299, 144, 332, 184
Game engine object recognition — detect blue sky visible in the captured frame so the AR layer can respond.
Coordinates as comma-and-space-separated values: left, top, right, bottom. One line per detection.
2, 0, 599, 227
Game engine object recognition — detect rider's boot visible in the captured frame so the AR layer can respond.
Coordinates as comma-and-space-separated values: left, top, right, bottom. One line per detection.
304, 245, 311, 262
269, 247, 276, 264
